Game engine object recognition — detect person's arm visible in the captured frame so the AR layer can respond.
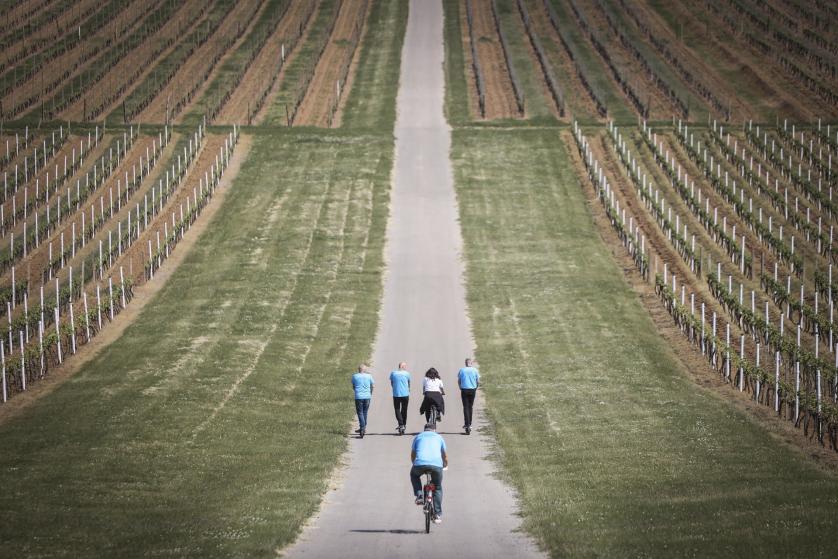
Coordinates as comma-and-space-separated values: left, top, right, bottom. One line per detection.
440, 381, 445, 396
441, 450, 448, 468
411, 450, 416, 463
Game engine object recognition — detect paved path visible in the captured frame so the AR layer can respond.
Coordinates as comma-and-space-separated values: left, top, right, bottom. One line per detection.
284, 1, 543, 557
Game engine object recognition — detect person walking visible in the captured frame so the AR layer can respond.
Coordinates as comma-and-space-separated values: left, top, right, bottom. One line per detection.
351, 364, 374, 438
409, 423, 448, 524
389, 362, 411, 435
458, 358, 480, 435
419, 367, 445, 424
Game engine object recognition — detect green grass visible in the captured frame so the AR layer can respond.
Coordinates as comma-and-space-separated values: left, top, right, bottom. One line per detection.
180, 0, 292, 127
261, 0, 339, 126
340, 0, 408, 133
495, 0, 555, 122
544, 0, 634, 123
442, 0, 471, 126
0, 3, 406, 554
106, 0, 236, 124
0, 128, 393, 557
450, 126, 838, 557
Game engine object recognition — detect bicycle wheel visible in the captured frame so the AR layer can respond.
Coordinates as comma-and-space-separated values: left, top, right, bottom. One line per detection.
425, 506, 431, 533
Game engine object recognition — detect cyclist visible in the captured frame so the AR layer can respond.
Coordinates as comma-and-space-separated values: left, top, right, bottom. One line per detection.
351, 364, 374, 438
457, 358, 480, 435
410, 423, 448, 524
389, 362, 411, 435
419, 367, 445, 424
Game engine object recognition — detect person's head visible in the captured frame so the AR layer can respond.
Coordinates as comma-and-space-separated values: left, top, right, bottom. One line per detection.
465, 358, 473, 367
398, 361, 407, 370
425, 367, 440, 379
358, 363, 368, 373
423, 423, 436, 432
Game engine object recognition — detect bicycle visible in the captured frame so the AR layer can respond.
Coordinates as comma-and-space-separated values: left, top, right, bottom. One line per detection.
421, 470, 437, 533
425, 401, 442, 430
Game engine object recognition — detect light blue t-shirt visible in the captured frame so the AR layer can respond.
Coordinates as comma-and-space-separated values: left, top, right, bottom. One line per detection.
389, 370, 411, 398
412, 431, 447, 467
351, 372, 374, 399
458, 367, 480, 389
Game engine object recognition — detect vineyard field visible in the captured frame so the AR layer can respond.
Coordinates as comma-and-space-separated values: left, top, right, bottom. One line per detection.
0, 0, 837, 556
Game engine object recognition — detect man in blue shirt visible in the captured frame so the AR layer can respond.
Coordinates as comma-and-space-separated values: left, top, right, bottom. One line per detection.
351, 364, 374, 438
389, 362, 411, 435
410, 424, 448, 524
457, 358, 480, 435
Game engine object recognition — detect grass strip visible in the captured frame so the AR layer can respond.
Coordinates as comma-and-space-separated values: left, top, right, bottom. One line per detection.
108, 0, 234, 123
340, 0, 408, 133
261, 0, 339, 126
442, 0, 471, 125
180, 0, 292, 127
451, 126, 838, 557
0, 128, 392, 556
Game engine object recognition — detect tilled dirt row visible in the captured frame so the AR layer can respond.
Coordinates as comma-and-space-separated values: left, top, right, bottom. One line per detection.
573, 1, 680, 120
463, 0, 519, 119
644, 0, 821, 121
1, 135, 94, 240
1, 0, 100, 72
218, 0, 317, 125
525, 0, 599, 120
294, 0, 370, 127
174, 0, 274, 124
1, 136, 158, 291
60, 0, 199, 122
570, 128, 838, 470
2, 0, 145, 116
581, 130, 771, 374
139, 0, 263, 124
114, 134, 229, 286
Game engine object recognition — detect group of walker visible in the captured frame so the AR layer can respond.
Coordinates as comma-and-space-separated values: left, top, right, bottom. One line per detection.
349, 358, 481, 525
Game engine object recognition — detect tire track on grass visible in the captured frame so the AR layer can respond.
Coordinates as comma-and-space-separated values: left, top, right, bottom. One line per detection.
190, 144, 338, 440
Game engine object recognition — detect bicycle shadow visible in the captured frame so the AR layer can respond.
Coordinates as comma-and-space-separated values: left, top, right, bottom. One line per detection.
353, 431, 465, 437
349, 529, 426, 535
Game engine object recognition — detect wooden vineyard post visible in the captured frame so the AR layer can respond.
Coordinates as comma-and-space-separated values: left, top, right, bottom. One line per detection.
39, 321, 44, 378
738, 335, 745, 391
774, 351, 780, 413
54, 308, 62, 365
1, 341, 6, 402
96, 285, 102, 331
18, 331, 25, 391
794, 360, 800, 422
69, 304, 76, 355
120, 267, 126, 309
109, 278, 114, 322
725, 323, 730, 381
755, 343, 760, 400
83, 293, 90, 341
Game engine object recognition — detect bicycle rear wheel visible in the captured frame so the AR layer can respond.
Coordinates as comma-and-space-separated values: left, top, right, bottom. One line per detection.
425, 507, 431, 533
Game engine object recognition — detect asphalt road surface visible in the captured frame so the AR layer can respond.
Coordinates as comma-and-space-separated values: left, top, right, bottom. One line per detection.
284, 1, 544, 557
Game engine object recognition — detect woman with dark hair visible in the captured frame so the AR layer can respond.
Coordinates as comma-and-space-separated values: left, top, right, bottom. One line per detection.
419, 367, 445, 423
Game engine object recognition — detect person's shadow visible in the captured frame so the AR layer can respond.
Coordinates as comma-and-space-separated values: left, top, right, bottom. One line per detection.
349, 529, 426, 535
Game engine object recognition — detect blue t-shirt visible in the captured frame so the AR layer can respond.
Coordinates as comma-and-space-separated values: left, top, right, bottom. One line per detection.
458, 367, 480, 389
351, 372, 374, 399
389, 370, 411, 398
412, 431, 447, 467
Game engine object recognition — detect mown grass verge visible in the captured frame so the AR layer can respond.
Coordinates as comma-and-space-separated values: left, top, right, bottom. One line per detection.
261, 0, 339, 126
451, 126, 838, 557
340, 0, 408, 133
0, 1, 407, 553
0, 127, 392, 557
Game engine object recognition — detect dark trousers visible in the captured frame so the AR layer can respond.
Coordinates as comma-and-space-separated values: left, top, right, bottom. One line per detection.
393, 396, 409, 427
410, 464, 443, 515
460, 389, 476, 427
355, 398, 370, 431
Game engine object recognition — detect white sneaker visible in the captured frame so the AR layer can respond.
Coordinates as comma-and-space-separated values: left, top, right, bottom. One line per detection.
415, 495, 424, 505
432, 515, 442, 524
